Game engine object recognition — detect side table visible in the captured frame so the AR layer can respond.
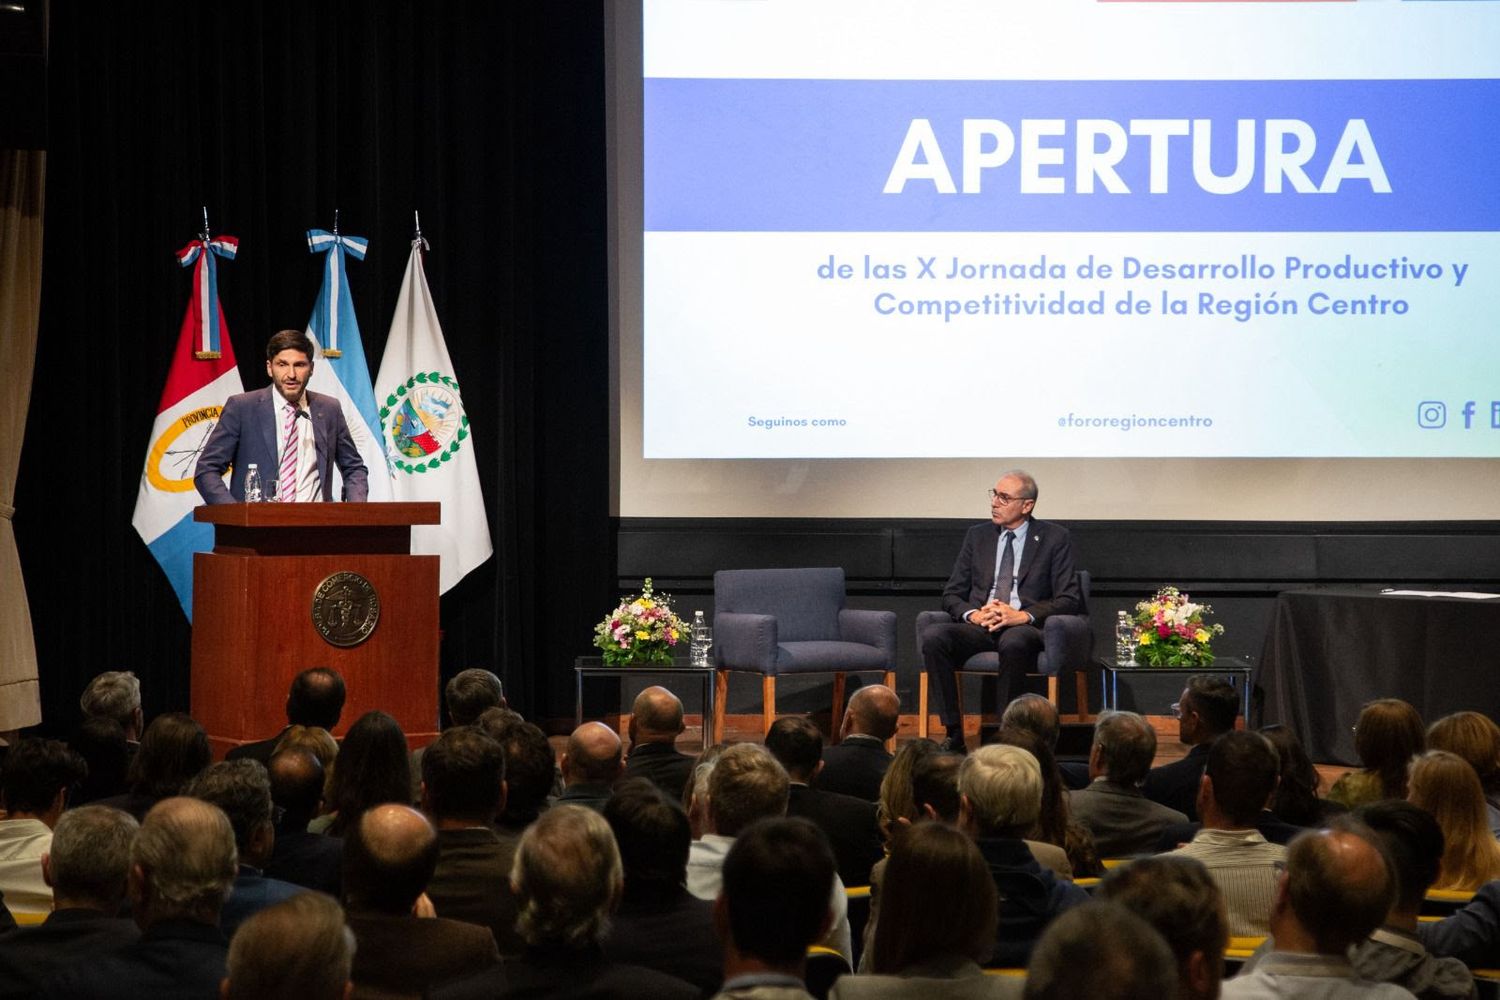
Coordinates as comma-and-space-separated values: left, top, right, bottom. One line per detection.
574, 657, 716, 742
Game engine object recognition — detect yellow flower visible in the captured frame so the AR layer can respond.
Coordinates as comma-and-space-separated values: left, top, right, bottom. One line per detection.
635, 630, 650, 640
669, 629, 679, 641
1138, 633, 1153, 646
640, 599, 655, 609
1194, 628, 1210, 643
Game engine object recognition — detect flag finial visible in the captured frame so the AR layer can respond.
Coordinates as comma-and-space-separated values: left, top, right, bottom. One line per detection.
412, 210, 429, 251
200, 206, 209, 242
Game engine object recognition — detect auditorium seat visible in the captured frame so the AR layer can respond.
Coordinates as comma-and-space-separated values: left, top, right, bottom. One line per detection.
915, 570, 1095, 737
712, 568, 897, 742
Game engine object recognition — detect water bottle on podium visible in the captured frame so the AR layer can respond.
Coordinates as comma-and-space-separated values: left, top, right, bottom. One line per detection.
244, 464, 264, 503
1115, 610, 1135, 664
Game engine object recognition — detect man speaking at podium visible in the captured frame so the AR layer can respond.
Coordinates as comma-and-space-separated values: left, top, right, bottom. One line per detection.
195, 330, 368, 504
921, 470, 1081, 754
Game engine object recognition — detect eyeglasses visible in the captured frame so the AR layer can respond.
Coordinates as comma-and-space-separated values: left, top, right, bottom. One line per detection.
988, 490, 1033, 505
1170, 701, 1182, 719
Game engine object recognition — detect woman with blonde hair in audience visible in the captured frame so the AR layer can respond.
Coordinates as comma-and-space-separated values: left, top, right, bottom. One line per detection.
1328, 698, 1426, 808
1407, 749, 1500, 891
832, 821, 1008, 999
1427, 711, 1500, 836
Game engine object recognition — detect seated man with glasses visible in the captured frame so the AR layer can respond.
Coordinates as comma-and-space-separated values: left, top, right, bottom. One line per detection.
920, 469, 1082, 754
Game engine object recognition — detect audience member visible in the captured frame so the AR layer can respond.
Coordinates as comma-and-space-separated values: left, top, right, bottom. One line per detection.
1420, 881, 1500, 969
1023, 901, 1178, 1000
221, 891, 355, 1000
492, 720, 554, 840
1261, 724, 1345, 828
474, 704, 524, 736
602, 778, 723, 995
264, 748, 342, 895
995, 725, 1073, 856
1101, 854, 1230, 1000
684, 744, 729, 840
79, 671, 143, 742
1144, 676, 1240, 821
1425, 712, 1500, 837
341, 803, 499, 996
1351, 801, 1475, 1000
1002, 692, 1088, 790
1068, 710, 1187, 857
1169, 731, 1286, 937
68, 717, 131, 805
557, 721, 623, 811
958, 744, 1089, 967
420, 725, 521, 955
833, 821, 1015, 999
0, 738, 88, 915
687, 743, 854, 963
226, 667, 346, 764
623, 686, 697, 801
96, 712, 210, 821
820, 684, 900, 802
711, 817, 840, 1000
875, 738, 941, 847
1329, 699, 1426, 809
435, 804, 698, 999
0, 806, 140, 1000
320, 710, 411, 837
39, 797, 238, 999
766, 716, 883, 888
1222, 823, 1409, 1000
182, 759, 304, 937
410, 669, 507, 802
1407, 750, 1500, 891
272, 723, 340, 770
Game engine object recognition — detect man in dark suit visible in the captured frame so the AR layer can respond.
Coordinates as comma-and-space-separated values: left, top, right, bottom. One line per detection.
0, 806, 140, 1000
766, 717, 884, 889
622, 686, 696, 802
420, 725, 521, 955
921, 470, 1082, 753
226, 667, 345, 765
433, 804, 699, 1000
194, 328, 368, 504
38, 797, 238, 999
1142, 675, 1239, 821
263, 749, 341, 895
556, 721, 623, 812
183, 759, 304, 938
819, 684, 899, 802
343, 803, 499, 996
602, 779, 723, 995
1068, 711, 1188, 858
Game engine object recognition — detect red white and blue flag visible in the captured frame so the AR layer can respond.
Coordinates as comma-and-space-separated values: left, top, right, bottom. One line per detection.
131, 231, 245, 619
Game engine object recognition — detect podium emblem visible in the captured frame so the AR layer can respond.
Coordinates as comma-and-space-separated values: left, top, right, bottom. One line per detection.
311, 572, 381, 647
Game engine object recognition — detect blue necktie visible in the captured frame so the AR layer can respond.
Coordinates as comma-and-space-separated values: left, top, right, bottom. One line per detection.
995, 530, 1015, 609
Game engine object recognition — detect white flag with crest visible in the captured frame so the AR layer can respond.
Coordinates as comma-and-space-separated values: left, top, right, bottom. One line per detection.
374, 236, 493, 592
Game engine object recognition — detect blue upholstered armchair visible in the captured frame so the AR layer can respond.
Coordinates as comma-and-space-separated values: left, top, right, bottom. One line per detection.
914, 570, 1095, 737
712, 567, 897, 742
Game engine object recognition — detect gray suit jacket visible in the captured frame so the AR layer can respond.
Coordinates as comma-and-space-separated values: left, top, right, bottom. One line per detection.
194, 386, 368, 503
1068, 779, 1188, 858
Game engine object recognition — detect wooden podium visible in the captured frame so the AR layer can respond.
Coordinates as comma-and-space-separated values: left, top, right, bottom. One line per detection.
190, 502, 441, 756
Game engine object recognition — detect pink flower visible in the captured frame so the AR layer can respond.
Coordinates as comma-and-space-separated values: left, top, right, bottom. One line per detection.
1157, 624, 1171, 638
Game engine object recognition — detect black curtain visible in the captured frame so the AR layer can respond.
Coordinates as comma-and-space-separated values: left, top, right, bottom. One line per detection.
15, 1, 612, 731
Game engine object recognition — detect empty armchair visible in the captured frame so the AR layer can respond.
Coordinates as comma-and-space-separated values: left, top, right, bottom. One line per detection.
713, 568, 897, 742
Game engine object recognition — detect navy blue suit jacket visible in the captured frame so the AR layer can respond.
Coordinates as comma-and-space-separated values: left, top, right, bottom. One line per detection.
194, 386, 368, 503
941, 518, 1082, 625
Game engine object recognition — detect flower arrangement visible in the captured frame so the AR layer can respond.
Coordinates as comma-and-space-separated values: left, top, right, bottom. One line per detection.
1131, 586, 1225, 667
593, 577, 687, 666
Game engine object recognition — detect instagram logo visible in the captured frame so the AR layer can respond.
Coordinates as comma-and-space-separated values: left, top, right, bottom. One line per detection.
1416, 401, 1447, 429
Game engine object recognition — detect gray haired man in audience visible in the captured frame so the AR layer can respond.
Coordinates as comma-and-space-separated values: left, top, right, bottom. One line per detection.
79, 671, 144, 746
0, 805, 141, 996
221, 891, 355, 1000
1069, 710, 1188, 857
39, 797, 239, 998
1222, 822, 1413, 1000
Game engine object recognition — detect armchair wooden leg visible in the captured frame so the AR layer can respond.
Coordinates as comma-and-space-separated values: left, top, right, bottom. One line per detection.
830, 673, 847, 742
1046, 675, 1060, 708
918, 672, 929, 739
713, 670, 729, 746
883, 671, 897, 751
1075, 670, 1091, 722
762, 675, 777, 737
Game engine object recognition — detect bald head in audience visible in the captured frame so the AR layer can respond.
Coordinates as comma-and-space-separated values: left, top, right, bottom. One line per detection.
629, 686, 685, 746
343, 804, 439, 915
268, 748, 325, 830
563, 721, 624, 788
1272, 823, 1396, 957
840, 685, 900, 742
131, 796, 238, 928
221, 892, 355, 1000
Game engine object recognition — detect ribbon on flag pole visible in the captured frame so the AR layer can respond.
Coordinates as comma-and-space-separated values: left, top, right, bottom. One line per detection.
303, 223, 393, 500
134, 224, 246, 619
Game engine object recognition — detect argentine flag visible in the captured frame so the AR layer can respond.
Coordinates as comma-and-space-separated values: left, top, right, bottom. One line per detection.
132, 234, 245, 620
304, 228, 393, 501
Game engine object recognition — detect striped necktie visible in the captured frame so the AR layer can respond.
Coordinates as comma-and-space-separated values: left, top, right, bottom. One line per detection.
279, 403, 299, 502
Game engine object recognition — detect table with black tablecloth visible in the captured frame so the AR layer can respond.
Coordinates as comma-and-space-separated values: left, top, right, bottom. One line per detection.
1258, 588, 1500, 765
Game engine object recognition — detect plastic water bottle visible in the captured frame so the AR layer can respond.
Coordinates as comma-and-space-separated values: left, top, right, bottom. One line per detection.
1115, 611, 1136, 663
244, 464, 264, 503
690, 610, 711, 667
